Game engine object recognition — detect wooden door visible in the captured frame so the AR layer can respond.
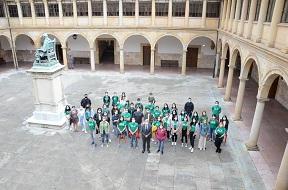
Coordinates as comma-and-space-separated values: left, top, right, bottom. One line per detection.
143, 45, 151, 66
186, 47, 198, 68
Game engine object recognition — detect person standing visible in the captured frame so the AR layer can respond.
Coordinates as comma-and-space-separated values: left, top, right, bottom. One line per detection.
80, 94, 91, 109
133, 107, 144, 125
70, 106, 79, 132
171, 103, 178, 116
209, 114, 219, 142
198, 120, 209, 150
111, 92, 119, 107
118, 116, 127, 145
152, 117, 161, 143
64, 105, 71, 129
135, 98, 144, 111
141, 119, 152, 153
148, 92, 156, 104
88, 117, 97, 146
128, 102, 136, 116
162, 103, 170, 117
181, 117, 189, 147
162, 114, 171, 140
221, 115, 229, 144
99, 117, 110, 147
156, 123, 167, 155
128, 117, 139, 148
103, 91, 111, 107
112, 110, 120, 137
212, 101, 222, 120
184, 98, 194, 118
171, 116, 180, 146
199, 111, 208, 124
214, 122, 226, 153
189, 118, 197, 153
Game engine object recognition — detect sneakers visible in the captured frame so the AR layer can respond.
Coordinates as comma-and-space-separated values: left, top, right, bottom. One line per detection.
147, 150, 151, 153
185, 144, 188, 148
161, 151, 163, 155
191, 148, 194, 153
157, 150, 160, 153
142, 150, 145, 153
175, 142, 177, 146
101, 144, 104, 147
189, 146, 192, 150
106, 144, 109, 147
181, 143, 184, 147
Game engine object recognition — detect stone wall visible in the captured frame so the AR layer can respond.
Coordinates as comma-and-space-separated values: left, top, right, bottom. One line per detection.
124, 52, 142, 65
275, 78, 288, 110
197, 54, 215, 69
155, 53, 182, 67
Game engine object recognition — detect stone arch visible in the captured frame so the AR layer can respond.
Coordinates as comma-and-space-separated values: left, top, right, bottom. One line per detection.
123, 34, 152, 47
217, 38, 222, 54
185, 35, 216, 50
64, 32, 91, 48
240, 55, 261, 81
258, 69, 288, 99
14, 33, 36, 46
230, 46, 242, 67
93, 33, 121, 49
153, 34, 184, 50
0, 35, 12, 47
223, 42, 230, 58
38, 32, 64, 47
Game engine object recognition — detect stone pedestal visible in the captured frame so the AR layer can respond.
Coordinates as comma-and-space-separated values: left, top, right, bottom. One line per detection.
26, 64, 66, 129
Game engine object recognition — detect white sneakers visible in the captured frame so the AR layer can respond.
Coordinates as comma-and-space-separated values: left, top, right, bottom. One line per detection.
181, 143, 184, 147
189, 146, 192, 150
171, 142, 177, 146
185, 144, 188, 148
191, 148, 194, 153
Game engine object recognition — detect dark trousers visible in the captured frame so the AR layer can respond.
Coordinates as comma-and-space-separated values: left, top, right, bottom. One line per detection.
189, 132, 195, 148
167, 130, 170, 139
172, 133, 177, 142
142, 135, 151, 151
181, 129, 187, 143
214, 136, 223, 153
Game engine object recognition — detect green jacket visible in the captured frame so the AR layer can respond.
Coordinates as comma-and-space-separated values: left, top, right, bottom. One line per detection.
200, 115, 208, 123
152, 109, 162, 119
103, 95, 110, 104
118, 121, 127, 133
209, 119, 219, 129
215, 127, 226, 138
128, 122, 139, 134
122, 112, 131, 120
190, 124, 196, 132
145, 103, 155, 112
182, 121, 189, 130
162, 107, 170, 116
162, 117, 170, 129
212, 105, 221, 116
88, 120, 96, 131
99, 121, 109, 134
152, 121, 161, 128
112, 96, 119, 105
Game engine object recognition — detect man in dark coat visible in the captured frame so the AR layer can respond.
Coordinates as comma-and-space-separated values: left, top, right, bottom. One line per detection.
81, 94, 91, 108
133, 107, 144, 125
141, 119, 152, 153
184, 98, 194, 118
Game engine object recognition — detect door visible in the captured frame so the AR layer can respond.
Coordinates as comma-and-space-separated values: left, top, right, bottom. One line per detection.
56, 44, 63, 63
186, 47, 198, 68
143, 45, 151, 66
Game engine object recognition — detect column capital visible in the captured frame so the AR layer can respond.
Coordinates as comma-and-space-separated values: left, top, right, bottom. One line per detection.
183, 49, 187, 53
90, 47, 95, 51
239, 77, 248, 81
151, 48, 155, 52
256, 97, 269, 103
61, 46, 67, 49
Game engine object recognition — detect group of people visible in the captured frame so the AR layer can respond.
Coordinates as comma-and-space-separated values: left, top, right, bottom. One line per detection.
64, 92, 229, 154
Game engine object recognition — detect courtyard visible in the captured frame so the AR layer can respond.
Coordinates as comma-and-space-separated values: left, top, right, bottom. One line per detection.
0, 67, 271, 190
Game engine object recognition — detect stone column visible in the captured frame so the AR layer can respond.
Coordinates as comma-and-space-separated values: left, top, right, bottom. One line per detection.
201, 0, 207, 28
58, 0, 63, 25
135, 0, 139, 26
151, 0, 155, 26
16, 0, 23, 25
103, 0, 107, 25
255, 0, 269, 43
72, 0, 77, 26
168, 0, 172, 27
43, 0, 49, 25
218, 57, 226, 88
238, 0, 248, 36
181, 50, 187, 75
150, 48, 155, 74
30, 0, 36, 25
232, 0, 241, 33
234, 77, 248, 120
88, 0, 92, 26
214, 52, 220, 77
228, 0, 236, 31
275, 141, 288, 190
224, 64, 235, 101
120, 48, 124, 73
61, 46, 68, 70
267, 0, 285, 47
95, 41, 99, 64
224, 0, 231, 30
90, 47, 95, 71
245, 0, 257, 39
245, 98, 268, 150
221, 0, 227, 29
119, 0, 123, 26
184, 0, 189, 27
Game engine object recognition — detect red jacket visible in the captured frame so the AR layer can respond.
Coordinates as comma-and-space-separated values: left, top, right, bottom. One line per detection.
156, 128, 167, 141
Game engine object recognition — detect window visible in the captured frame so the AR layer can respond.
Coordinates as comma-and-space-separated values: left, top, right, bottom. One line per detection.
245, 0, 251, 20
62, 0, 73, 17
123, 0, 135, 16
107, 0, 119, 16
172, 0, 185, 17
139, 0, 151, 16
8, 5, 18, 17
21, 2, 32, 17
189, 0, 202, 17
254, 0, 261, 21
206, 0, 220, 18
281, 0, 288, 23
48, 3, 59, 17
77, 1, 88, 16
34, 0, 45, 17
265, 0, 275, 22
91, 0, 103, 16
155, 0, 168, 16
0, 1, 5, 17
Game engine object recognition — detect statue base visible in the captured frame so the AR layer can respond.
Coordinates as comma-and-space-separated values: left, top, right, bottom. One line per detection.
26, 64, 67, 129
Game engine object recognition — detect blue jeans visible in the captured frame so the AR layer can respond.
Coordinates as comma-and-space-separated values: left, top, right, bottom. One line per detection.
130, 134, 138, 147
158, 140, 164, 152
101, 133, 109, 144
209, 128, 215, 141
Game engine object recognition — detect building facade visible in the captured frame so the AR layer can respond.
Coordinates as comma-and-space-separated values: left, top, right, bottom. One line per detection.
0, 0, 288, 189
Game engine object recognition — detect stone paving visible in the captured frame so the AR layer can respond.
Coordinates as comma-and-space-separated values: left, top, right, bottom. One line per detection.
0, 68, 267, 190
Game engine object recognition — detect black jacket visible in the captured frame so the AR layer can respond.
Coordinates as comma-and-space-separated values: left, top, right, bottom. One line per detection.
81, 97, 91, 108
133, 111, 144, 124
184, 102, 194, 113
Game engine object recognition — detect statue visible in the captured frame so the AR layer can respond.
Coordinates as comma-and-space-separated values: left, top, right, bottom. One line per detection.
33, 33, 60, 68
